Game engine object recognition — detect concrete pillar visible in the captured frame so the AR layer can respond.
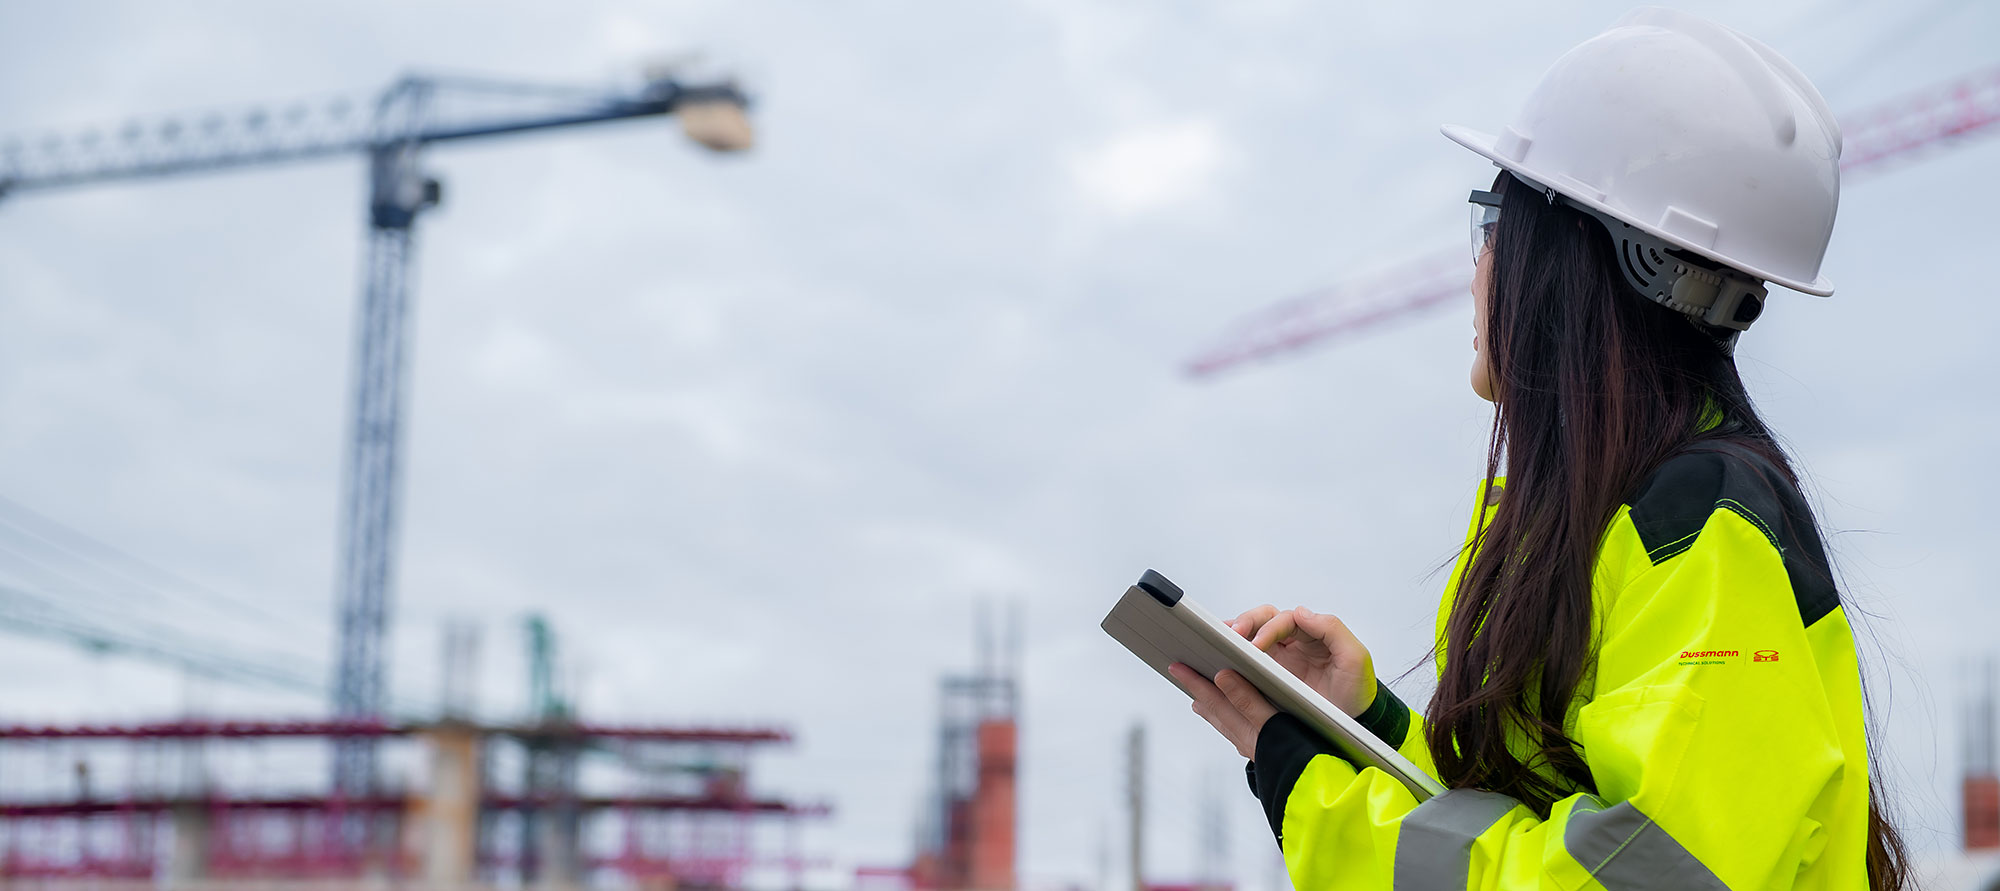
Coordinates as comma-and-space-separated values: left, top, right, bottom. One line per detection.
167, 802, 211, 883
410, 721, 483, 883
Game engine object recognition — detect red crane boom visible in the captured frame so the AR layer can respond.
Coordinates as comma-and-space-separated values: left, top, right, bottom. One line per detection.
1184, 64, 2000, 378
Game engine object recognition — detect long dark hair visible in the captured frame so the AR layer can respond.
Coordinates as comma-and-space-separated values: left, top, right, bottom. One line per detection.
1425, 171, 1907, 890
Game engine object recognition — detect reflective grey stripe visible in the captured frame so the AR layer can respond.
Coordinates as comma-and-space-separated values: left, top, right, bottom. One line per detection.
1393, 789, 1520, 890
1564, 798, 1727, 890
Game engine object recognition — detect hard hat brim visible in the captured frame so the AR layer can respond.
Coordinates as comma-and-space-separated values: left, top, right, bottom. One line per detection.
1441, 124, 1835, 297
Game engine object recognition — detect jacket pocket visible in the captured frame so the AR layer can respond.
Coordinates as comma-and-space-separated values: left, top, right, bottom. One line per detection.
1571, 683, 1707, 805
1546, 684, 1708, 891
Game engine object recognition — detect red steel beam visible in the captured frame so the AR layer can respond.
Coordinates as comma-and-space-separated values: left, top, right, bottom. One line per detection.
0, 719, 401, 739
1, 796, 401, 816
0, 719, 791, 743
489, 793, 831, 815
0, 862, 155, 879
0, 794, 829, 817
513, 724, 793, 743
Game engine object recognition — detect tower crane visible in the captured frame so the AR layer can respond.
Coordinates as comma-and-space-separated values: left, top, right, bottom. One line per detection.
1184, 63, 2000, 378
0, 69, 755, 800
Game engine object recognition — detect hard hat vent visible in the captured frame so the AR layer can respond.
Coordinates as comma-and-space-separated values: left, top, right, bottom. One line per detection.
1620, 239, 1669, 293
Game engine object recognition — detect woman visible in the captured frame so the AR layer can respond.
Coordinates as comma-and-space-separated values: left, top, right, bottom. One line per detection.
1168, 9, 1907, 890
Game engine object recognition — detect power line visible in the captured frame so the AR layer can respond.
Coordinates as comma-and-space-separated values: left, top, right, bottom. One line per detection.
0, 522, 288, 649
0, 492, 315, 635
0, 505, 340, 695
0, 582, 440, 718
0, 584, 323, 695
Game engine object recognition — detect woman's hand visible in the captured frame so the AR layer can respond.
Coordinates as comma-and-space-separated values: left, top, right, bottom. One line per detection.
1167, 664, 1278, 759
1171, 605, 1379, 761
1228, 605, 1377, 717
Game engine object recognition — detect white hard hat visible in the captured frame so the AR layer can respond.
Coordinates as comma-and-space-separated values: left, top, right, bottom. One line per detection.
1444, 7, 1842, 331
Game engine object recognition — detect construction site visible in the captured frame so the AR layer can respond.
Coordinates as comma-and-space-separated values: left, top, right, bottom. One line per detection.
0, 705, 824, 883
0, 53, 1047, 891
0, 64, 821, 887
1, 3, 1998, 890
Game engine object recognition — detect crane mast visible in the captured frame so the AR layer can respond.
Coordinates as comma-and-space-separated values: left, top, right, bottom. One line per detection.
0, 70, 754, 806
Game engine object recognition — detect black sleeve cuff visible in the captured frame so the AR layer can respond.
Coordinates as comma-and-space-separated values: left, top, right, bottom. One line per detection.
1251, 712, 1338, 845
1353, 680, 1411, 749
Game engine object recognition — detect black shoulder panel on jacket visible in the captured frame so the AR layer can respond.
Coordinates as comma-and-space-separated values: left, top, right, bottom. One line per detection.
1625, 442, 1839, 626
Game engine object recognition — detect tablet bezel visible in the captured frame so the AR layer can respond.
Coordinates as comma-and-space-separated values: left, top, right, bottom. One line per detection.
1100, 570, 1445, 801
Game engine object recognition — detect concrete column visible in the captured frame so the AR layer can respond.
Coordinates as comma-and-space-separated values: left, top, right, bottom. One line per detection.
167, 802, 211, 883
411, 721, 482, 883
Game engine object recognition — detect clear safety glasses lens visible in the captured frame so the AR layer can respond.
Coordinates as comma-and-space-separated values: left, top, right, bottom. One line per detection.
1468, 189, 1502, 266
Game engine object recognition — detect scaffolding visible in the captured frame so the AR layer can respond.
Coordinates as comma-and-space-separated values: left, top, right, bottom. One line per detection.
864, 604, 1019, 891
0, 718, 826, 886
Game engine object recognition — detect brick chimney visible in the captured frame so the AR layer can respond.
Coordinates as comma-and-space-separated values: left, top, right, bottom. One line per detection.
1968, 660, 1999, 851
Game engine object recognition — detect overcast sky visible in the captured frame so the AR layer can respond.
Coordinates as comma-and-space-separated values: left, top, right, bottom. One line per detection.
1, 0, 1996, 886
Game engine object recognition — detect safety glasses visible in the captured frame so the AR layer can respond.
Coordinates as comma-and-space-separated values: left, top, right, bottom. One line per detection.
1468, 189, 1502, 266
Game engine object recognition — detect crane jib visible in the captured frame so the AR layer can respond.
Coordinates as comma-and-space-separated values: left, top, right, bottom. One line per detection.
0, 76, 747, 196
0, 70, 755, 811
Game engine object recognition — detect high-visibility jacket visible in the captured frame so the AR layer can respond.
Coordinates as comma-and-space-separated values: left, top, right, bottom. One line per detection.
1247, 442, 1872, 889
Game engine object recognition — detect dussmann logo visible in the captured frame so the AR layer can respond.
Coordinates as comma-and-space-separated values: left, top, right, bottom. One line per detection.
1679, 649, 1739, 659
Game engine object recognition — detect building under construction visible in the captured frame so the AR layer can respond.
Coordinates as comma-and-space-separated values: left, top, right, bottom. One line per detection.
0, 618, 828, 886
860, 607, 1018, 891
0, 58, 810, 889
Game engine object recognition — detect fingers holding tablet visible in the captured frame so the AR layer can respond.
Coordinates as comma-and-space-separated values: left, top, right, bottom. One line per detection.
1169, 662, 1276, 760
1228, 604, 1279, 639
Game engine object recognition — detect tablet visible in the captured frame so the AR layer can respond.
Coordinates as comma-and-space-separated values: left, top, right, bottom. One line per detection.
1101, 569, 1444, 801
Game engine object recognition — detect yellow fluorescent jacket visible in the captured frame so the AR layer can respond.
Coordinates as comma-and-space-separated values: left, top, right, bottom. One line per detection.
1247, 444, 1872, 889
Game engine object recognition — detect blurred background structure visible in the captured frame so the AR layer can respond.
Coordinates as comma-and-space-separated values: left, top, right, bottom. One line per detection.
0, 63, 826, 885
1183, 63, 2000, 377
0, 66, 754, 803
1, 1, 1998, 890
0, 613, 828, 883
858, 607, 1020, 891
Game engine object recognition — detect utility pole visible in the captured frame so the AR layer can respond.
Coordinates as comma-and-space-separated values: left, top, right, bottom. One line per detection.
1128, 722, 1145, 891
1198, 770, 1227, 891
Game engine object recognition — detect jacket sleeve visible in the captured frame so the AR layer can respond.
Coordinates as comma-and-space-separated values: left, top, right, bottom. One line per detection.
1344, 679, 1432, 778
1245, 681, 1437, 840
1254, 508, 1852, 890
